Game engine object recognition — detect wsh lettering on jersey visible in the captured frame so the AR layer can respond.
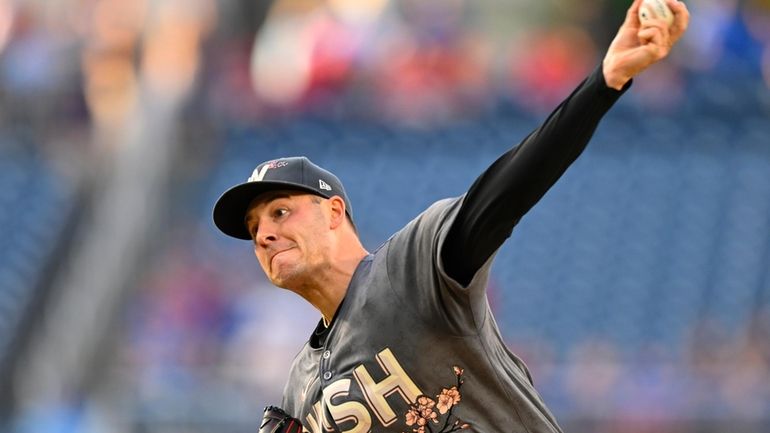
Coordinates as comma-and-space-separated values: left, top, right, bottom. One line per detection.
302, 348, 471, 433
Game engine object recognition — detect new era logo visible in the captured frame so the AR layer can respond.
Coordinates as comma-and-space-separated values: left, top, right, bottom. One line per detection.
319, 179, 332, 191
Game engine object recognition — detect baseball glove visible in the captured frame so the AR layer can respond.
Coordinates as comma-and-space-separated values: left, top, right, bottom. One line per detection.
259, 406, 304, 433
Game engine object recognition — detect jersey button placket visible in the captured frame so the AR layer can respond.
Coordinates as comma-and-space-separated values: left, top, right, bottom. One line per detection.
321, 349, 332, 382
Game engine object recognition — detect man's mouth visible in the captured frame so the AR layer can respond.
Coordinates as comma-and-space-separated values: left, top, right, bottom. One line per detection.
270, 248, 295, 266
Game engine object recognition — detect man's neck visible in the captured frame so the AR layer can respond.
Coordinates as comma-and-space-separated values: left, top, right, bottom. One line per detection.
293, 247, 369, 324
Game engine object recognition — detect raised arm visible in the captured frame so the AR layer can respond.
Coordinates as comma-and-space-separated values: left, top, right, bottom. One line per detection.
442, 0, 690, 287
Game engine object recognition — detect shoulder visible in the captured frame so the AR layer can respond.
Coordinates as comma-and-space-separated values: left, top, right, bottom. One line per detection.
370, 196, 464, 256
379, 196, 465, 277
399, 196, 465, 239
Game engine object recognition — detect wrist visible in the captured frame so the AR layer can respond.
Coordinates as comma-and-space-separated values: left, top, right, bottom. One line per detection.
602, 59, 630, 90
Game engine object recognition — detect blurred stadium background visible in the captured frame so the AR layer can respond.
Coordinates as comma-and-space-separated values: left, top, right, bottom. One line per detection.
1, 0, 769, 432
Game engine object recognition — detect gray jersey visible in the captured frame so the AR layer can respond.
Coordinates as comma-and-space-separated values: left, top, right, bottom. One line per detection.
281, 197, 562, 433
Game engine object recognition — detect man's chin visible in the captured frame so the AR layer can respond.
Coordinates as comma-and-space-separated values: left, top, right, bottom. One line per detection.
268, 267, 303, 289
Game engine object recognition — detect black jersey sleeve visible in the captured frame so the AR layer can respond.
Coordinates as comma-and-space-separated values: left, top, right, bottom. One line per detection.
441, 63, 631, 287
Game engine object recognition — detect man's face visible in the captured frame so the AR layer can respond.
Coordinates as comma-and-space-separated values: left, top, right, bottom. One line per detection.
244, 191, 331, 288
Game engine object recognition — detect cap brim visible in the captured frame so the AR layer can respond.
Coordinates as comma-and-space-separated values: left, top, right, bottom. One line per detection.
212, 181, 322, 240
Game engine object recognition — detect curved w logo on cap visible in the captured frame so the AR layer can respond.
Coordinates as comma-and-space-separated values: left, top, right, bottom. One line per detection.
248, 160, 289, 182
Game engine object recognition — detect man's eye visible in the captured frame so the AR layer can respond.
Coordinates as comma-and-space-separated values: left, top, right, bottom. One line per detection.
274, 208, 288, 218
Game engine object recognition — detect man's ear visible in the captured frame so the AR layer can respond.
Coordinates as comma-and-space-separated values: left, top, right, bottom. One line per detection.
326, 196, 346, 229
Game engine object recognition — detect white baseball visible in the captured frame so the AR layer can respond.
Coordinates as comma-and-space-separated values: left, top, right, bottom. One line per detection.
638, 0, 674, 27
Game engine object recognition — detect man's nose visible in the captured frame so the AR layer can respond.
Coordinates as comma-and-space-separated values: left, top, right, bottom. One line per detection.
255, 221, 278, 248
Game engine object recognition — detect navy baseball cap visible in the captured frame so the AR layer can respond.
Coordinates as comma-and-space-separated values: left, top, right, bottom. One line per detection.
213, 156, 353, 240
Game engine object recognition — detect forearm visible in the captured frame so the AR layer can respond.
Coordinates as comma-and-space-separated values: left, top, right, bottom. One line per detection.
442, 64, 630, 286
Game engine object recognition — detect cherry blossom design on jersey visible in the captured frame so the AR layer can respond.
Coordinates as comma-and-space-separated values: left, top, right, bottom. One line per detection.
403, 366, 471, 433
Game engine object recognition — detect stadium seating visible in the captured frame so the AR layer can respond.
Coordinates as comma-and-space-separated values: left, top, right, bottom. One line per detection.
0, 142, 76, 369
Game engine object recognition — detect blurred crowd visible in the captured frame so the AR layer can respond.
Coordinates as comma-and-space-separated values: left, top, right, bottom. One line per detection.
203, 0, 770, 124
517, 308, 770, 429
2, 0, 770, 432
2, 0, 770, 128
